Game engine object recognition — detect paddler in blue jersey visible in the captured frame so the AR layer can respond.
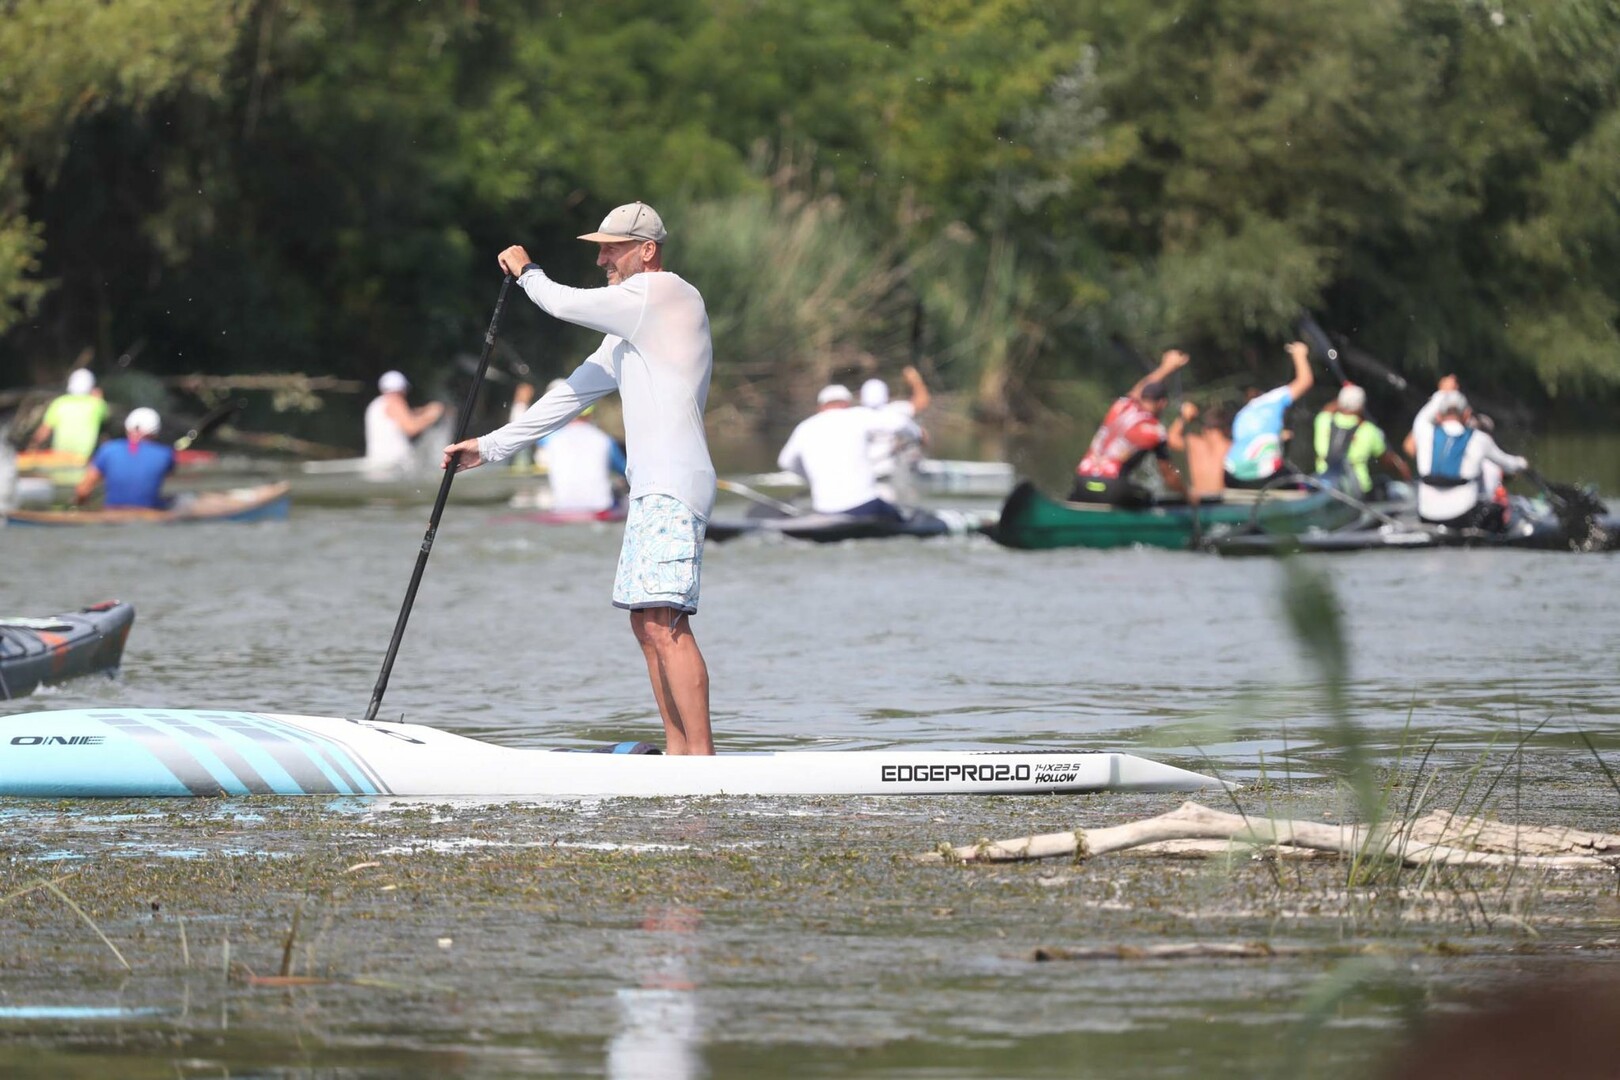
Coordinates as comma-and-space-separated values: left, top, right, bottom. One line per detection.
1403, 376, 1526, 530
1223, 341, 1314, 488
73, 407, 175, 509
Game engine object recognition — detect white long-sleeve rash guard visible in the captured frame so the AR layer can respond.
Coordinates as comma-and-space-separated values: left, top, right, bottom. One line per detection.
477, 267, 717, 519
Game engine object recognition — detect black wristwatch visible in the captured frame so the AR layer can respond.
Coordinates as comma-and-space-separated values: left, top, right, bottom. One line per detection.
520, 262, 541, 277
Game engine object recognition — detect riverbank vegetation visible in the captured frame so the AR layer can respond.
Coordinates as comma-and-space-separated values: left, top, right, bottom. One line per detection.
4, 1, 1620, 430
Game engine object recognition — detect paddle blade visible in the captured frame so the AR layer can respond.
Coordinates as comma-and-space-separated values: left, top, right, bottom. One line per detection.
1526, 468, 1611, 551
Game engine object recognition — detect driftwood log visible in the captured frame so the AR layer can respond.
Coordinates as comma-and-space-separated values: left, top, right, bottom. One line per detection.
919, 801, 1620, 868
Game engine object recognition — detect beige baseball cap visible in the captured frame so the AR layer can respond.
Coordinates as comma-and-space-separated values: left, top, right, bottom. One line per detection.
578, 202, 667, 244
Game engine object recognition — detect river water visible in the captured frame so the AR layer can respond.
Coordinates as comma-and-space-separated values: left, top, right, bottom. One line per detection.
3, 472, 1619, 1077
10, 500, 1617, 770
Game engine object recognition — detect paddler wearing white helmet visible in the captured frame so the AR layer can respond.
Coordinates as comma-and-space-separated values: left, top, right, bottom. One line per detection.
73, 406, 176, 510
27, 367, 109, 461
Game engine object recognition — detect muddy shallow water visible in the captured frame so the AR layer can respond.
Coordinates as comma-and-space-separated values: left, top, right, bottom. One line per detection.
2, 787, 1617, 1080
3, 501, 1619, 1077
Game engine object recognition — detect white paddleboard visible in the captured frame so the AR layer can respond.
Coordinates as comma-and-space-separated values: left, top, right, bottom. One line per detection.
0, 709, 1221, 798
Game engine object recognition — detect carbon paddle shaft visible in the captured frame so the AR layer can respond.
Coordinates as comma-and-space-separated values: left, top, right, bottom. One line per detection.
1297, 313, 1349, 386
363, 273, 514, 723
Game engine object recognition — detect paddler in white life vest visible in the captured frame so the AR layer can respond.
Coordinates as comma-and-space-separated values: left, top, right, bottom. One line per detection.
364, 370, 445, 477
778, 384, 910, 519
859, 365, 931, 503
1069, 349, 1190, 507
1402, 376, 1526, 530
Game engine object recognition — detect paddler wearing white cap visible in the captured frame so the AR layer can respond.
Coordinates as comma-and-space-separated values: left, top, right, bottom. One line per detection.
1312, 381, 1412, 497
442, 202, 717, 756
1403, 374, 1527, 529
364, 369, 446, 475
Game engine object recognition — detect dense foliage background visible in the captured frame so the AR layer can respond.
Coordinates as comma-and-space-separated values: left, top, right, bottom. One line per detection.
2, 0, 1617, 431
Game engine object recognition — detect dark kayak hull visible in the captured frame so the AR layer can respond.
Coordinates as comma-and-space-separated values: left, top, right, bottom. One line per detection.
0, 601, 135, 700
1212, 510, 1620, 556
706, 507, 992, 544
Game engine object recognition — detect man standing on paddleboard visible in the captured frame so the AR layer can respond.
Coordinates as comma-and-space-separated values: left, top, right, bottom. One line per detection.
442, 202, 716, 755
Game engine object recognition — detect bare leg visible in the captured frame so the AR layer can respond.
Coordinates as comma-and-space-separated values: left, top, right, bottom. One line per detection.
630, 608, 713, 755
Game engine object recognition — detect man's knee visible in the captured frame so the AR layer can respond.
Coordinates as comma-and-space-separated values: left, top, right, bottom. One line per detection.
630, 607, 690, 649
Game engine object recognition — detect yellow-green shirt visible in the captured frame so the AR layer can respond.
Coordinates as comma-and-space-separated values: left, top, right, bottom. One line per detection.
1313, 411, 1387, 493
40, 393, 109, 460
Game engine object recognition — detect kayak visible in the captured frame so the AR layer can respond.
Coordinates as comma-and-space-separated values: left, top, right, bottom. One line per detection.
730, 459, 1016, 499
706, 506, 995, 544
0, 708, 1222, 798
293, 459, 540, 507
988, 481, 1361, 551
12, 448, 253, 509
0, 601, 135, 700
16, 448, 218, 471
916, 458, 1017, 497
493, 506, 628, 525
4, 482, 290, 526
1211, 499, 1620, 556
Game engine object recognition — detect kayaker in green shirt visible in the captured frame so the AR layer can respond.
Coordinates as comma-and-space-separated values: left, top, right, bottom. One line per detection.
27, 369, 109, 462
1312, 383, 1411, 496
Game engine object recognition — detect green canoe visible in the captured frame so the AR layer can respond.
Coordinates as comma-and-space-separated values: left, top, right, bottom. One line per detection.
988, 481, 1362, 551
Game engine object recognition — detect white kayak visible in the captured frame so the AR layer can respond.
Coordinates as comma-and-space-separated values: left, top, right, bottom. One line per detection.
0, 708, 1220, 798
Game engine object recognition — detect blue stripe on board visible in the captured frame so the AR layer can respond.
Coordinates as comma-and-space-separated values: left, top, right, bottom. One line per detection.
131, 712, 317, 795
39, 710, 386, 797
228, 714, 385, 795
150, 713, 278, 794
184, 713, 339, 794
93, 714, 232, 796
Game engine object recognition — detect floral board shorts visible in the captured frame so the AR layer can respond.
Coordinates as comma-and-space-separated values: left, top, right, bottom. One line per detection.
612, 494, 707, 614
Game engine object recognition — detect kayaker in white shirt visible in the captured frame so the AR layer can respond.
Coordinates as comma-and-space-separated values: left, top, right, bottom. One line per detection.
777, 385, 905, 519
859, 365, 929, 503
1402, 376, 1526, 529
364, 370, 445, 476
537, 379, 627, 513
443, 202, 716, 755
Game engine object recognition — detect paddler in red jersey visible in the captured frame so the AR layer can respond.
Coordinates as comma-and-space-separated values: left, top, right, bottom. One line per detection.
1068, 349, 1191, 507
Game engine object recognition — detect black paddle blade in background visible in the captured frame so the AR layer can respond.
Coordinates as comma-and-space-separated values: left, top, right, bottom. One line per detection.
1523, 466, 1610, 551
1546, 480, 1610, 551
1297, 313, 1348, 385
